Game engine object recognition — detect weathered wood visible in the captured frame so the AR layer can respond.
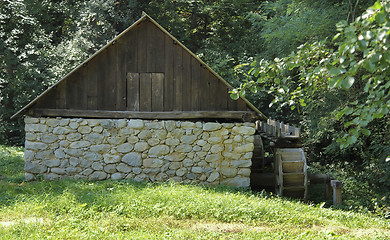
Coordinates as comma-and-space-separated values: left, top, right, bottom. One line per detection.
96, 49, 107, 109
125, 23, 138, 73
106, 43, 117, 110
146, 21, 156, 73
173, 41, 183, 111
191, 56, 200, 110
250, 173, 276, 187
182, 50, 192, 111
126, 73, 140, 111
140, 73, 152, 111
66, 72, 78, 109
200, 67, 210, 110
164, 34, 174, 111
56, 80, 67, 109
87, 57, 98, 109
137, 21, 147, 73
308, 174, 330, 184
116, 38, 127, 110
31, 109, 261, 120
216, 77, 227, 110
155, 27, 165, 73
331, 180, 342, 206
151, 73, 164, 111
208, 72, 217, 110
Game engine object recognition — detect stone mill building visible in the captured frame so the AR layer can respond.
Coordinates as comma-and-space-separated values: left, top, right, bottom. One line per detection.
12, 14, 267, 187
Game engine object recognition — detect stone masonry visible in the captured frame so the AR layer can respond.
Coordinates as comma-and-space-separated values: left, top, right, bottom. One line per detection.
24, 117, 255, 187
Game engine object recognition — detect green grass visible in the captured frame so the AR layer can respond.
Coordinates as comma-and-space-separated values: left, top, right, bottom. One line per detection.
1, 145, 389, 239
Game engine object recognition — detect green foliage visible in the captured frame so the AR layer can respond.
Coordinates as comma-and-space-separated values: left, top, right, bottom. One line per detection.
235, 1, 390, 151
247, 0, 348, 59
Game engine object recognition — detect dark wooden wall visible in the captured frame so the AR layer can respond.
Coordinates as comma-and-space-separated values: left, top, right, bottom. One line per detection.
34, 19, 249, 112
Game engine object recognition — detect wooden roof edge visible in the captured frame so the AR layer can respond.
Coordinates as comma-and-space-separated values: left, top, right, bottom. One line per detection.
11, 13, 267, 120
11, 15, 149, 120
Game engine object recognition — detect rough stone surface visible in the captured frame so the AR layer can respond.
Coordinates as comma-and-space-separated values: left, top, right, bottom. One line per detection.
128, 119, 144, 129
143, 158, 164, 168
149, 145, 169, 156
134, 142, 149, 152
207, 172, 219, 182
111, 172, 123, 180
25, 162, 47, 174
203, 122, 222, 131
116, 163, 132, 173
117, 143, 134, 153
122, 153, 142, 166
24, 117, 255, 187
90, 171, 107, 180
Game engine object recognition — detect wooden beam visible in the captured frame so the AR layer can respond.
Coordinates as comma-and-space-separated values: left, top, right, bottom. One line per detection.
31, 109, 262, 121
331, 180, 342, 206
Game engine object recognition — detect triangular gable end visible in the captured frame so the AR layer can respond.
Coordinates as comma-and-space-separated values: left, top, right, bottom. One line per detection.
12, 14, 267, 121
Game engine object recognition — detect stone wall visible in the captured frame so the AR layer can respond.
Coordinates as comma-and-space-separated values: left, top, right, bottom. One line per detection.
24, 117, 255, 187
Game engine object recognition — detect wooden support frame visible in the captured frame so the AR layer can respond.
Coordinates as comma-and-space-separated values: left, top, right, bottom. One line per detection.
331, 180, 342, 206
30, 109, 261, 121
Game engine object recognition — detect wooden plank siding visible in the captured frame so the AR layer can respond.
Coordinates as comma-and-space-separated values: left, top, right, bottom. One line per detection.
26, 18, 262, 120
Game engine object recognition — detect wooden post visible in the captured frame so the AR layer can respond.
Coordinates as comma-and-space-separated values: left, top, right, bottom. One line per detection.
331, 180, 342, 206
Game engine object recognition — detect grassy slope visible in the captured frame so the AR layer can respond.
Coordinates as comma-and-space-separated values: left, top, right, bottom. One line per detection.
0, 145, 389, 239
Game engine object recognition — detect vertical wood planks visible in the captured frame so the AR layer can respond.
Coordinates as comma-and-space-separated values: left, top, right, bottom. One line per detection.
191, 56, 200, 110
140, 73, 152, 111
78, 65, 88, 109
96, 49, 107, 110
155, 27, 165, 73
116, 37, 127, 110
146, 21, 156, 73
200, 66, 210, 110
208, 72, 217, 110
125, 24, 138, 73
65, 73, 78, 109
87, 57, 98, 110
126, 73, 140, 111
215, 76, 227, 110
151, 73, 164, 111
173, 41, 183, 111
164, 34, 174, 111
137, 21, 147, 73
105, 43, 117, 110
56, 81, 67, 109
182, 50, 192, 111
237, 97, 247, 111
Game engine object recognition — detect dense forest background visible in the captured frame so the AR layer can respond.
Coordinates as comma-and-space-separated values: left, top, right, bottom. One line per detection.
1, 0, 389, 215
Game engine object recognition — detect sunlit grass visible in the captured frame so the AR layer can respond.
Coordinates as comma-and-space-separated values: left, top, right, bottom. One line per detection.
1, 145, 389, 239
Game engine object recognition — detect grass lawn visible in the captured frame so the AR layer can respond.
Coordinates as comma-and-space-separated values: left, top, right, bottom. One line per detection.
1, 145, 389, 239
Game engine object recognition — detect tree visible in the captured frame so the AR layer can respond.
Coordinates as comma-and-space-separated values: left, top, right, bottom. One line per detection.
233, 1, 390, 151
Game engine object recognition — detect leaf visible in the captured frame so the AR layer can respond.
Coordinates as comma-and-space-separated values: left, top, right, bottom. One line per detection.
361, 128, 371, 136
344, 107, 354, 115
230, 93, 239, 100
329, 67, 345, 76
346, 135, 357, 145
371, 1, 382, 10
363, 60, 376, 73
332, 33, 341, 41
250, 85, 257, 93
341, 76, 355, 89
375, 11, 386, 24
329, 76, 341, 88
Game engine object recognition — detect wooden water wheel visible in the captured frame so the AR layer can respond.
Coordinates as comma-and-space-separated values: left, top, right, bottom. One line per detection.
274, 148, 307, 199
251, 120, 308, 200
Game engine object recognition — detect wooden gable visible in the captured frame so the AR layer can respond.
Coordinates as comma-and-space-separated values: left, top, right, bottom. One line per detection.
12, 15, 266, 121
